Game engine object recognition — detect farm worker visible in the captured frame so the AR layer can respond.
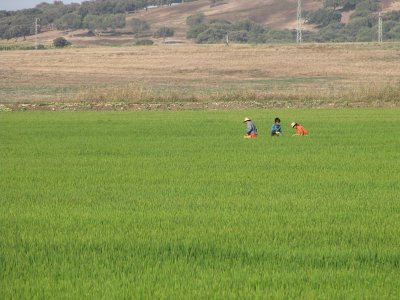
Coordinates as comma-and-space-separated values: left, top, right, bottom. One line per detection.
291, 122, 308, 136
243, 117, 258, 138
271, 117, 282, 136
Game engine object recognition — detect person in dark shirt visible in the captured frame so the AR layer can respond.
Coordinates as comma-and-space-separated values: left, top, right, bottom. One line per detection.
271, 117, 282, 136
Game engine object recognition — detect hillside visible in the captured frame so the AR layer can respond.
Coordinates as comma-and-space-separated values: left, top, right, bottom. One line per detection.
132, 0, 323, 39
3, 0, 400, 45
19, 0, 323, 45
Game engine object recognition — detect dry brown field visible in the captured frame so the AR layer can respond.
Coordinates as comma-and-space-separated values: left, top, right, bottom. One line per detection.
1, 43, 400, 108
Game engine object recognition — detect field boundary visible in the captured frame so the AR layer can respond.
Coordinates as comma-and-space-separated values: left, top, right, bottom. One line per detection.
1, 100, 399, 112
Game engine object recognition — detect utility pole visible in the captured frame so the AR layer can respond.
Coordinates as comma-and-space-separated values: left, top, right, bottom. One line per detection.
296, 0, 302, 44
35, 18, 40, 50
378, 12, 383, 43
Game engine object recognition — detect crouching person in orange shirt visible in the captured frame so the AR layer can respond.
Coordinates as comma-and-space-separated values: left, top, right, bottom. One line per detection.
291, 122, 308, 136
243, 117, 258, 138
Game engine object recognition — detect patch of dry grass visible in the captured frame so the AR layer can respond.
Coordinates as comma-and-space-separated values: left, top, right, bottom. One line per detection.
0, 43, 399, 106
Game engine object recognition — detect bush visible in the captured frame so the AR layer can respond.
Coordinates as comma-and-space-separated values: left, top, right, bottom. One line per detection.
347, 16, 375, 35
386, 25, 400, 40
355, 1, 379, 12
186, 24, 208, 39
305, 9, 342, 27
186, 13, 205, 27
384, 11, 400, 22
208, 19, 231, 31
53, 37, 71, 48
264, 29, 293, 43
82, 14, 125, 31
247, 32, 267, 44
196, 28, 227, 43
383, 20, 397, 33
356, 27, 375, 42
153, 27, 174, 38
315, 23, 347, 42
233, 19, 257, 31
131, 18, 150, 35
228, 30, 248, 43
54, 13, 82, 30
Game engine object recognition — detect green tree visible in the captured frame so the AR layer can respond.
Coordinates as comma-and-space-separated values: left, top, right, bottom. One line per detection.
82, 14, 99, 30
82, 14, 125, 31
54, 13, 82, 30
305, 9, 342, 27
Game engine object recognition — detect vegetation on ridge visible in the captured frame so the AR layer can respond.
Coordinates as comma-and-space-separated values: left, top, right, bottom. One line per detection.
1, 0, 400, 43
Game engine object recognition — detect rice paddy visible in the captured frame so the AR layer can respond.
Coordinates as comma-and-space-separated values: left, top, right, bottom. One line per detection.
1, 108, 399, 298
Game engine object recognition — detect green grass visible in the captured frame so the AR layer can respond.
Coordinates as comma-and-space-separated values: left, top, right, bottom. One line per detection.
1, 109, 399, 298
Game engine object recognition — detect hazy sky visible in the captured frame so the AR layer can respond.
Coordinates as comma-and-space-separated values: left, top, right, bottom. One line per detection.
1, 0, 83, 11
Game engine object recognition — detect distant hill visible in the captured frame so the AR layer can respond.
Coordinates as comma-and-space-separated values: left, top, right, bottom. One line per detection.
1, 0, 400, 45
127, 0, 322, 41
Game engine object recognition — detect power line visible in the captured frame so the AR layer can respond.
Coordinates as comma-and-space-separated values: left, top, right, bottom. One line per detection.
297, 0, 302, 44
378, 12, 383, 43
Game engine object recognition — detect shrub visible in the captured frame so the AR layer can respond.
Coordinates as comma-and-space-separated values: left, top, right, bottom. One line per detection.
208, 19, 231, 31
233, 19, 257, 31
264, 29, 293, 43
196, 28, 227, 43
305, 9, 342, 27
131, 18, 150, 35
53, 37, 71, 48
347, 16, 375, 34
82, 14, 126, 31
186, 24, 208, 39
355, 0, 379, 12
153, 27, 174, 38
228, 30, 248, 43
54, 13, 82, 30
315, 23, 347, 42
356, 27, 375, 42
186, 13, 205, 27
386, 25, 400, 40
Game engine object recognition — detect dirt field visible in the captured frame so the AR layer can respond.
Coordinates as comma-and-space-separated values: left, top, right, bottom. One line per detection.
1, 43, 400, 109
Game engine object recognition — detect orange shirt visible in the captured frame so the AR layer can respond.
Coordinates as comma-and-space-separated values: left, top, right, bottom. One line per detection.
295, 125, 308, 135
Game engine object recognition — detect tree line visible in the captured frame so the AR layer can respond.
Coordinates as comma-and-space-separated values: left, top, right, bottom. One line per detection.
305, 0, 400, 42
0, 0, 186, 40
1, 0, 400, 43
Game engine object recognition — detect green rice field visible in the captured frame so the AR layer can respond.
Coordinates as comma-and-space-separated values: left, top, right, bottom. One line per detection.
1, 109, 399, 298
